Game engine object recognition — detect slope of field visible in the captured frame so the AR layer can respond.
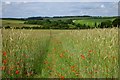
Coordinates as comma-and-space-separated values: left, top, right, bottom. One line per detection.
73, 18, 115, 27
1, 20, 41, 28
1, 17, 116, 29
1, 28, 118, 78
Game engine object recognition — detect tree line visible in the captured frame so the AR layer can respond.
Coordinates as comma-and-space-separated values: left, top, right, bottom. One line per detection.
4, 18, 120, 29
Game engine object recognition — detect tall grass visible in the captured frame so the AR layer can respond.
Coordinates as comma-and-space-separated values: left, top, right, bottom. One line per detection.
1, 28, 118, 78
0, 29, 2, 78
2, 29, 51, 78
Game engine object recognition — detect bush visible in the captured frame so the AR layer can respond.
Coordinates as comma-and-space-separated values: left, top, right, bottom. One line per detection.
100, 20, 112, 28
5, 26, 11, 29
112, 18, 120, 27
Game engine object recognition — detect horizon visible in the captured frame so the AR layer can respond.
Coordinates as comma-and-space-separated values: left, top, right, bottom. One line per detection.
1, 15, 118, 19
2, 2, 118, 18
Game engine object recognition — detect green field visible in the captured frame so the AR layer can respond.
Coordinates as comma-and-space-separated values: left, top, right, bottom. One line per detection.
1, 20, 41, 28
1, 17, 116, 29
1, 27, 118, 78
73, 18, 115, 27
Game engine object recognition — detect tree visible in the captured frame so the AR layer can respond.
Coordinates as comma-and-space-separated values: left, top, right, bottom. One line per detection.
5, 26, 10, 29
76, 24, 80, 29
66, 19, 73, 24
45, 19, 51, 24
83, 24, 87, 29
43, 23, 50, 29
112, 18, 120, 27
100, 20, 112, 28
98, 24, 101, 28
94, 22, 97, 28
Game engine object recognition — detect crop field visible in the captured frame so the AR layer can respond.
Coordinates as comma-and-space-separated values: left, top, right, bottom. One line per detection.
73, 18, 115, 27
0, 29, 2, 78
1, 18, 115, 29
1, 20, 41, 28
1, 27, 118, 78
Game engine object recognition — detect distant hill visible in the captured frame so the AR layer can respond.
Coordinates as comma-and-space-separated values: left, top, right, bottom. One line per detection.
1, 16, 118, 20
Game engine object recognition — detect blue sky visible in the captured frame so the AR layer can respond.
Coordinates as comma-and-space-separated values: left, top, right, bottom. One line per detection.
2, 2, 118, 18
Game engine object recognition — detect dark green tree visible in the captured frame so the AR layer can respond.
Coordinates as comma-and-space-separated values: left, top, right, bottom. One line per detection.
94, 22, 97, 28
112, 18, 120, 27
100, 20, 112, 28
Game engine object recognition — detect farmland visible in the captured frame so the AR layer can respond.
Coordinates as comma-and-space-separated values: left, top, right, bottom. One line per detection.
1, 20, 41, 28
73, 18, 115, 27
1, 22, 119, 78
1, 16, 117, 29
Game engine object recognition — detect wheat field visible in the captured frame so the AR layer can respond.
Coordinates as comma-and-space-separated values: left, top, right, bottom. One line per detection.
1, 28, 118, 78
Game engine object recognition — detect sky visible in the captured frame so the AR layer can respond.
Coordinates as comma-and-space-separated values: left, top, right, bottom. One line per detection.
1, 0, 120, 2
1, 1, 119, 18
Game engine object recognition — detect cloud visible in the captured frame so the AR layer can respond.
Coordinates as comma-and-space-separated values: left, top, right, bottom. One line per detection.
0, 2, 2, 18
2, 0, 120, 2
2, 2, 118, 18
5, 1, 11, 5
100, 4, 105, 8
23, 1, 28, 3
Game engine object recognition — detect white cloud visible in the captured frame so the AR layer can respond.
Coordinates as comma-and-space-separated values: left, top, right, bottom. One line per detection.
23, 1, 28, 3
5, 1, 11, 5
100, 4, 105, 8
2, 2, 118, 18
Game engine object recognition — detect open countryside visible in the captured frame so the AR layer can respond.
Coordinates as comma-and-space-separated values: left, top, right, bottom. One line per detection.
1, 2, 119, 79
1, 16, 119, 78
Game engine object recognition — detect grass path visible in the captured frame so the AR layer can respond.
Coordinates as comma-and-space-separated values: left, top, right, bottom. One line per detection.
34, 30, 66, 78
